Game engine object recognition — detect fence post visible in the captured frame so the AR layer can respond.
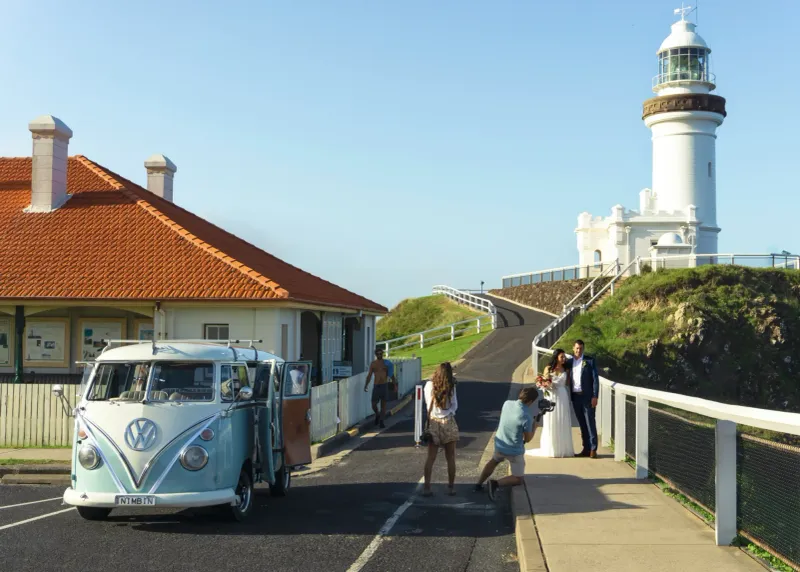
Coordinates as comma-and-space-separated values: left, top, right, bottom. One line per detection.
419, 333, 424, 349
715, 420, 737, 545
532, 345, 539, 376
450, 325, 455, 341
614, 391, 626, 462
635, 395, 649, 479
601, 385, 612, 447
476, 318, 481, 334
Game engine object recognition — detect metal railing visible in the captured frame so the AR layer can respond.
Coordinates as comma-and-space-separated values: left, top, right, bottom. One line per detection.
501, 262, 611, 288
432, 285, 497, 320
598, 377, 800, 567
652, 70, 716, 89
562, 259, 621, 311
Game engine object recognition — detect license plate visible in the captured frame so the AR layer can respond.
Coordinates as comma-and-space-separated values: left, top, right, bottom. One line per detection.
115, 495, 156, 506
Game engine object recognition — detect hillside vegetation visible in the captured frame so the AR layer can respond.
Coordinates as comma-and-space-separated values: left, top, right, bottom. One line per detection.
490, 278, 611, 315
557, 266, 800, 412
377, 295, 484, 342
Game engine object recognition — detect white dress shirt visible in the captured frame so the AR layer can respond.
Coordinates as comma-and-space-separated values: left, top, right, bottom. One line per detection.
572, 355, 584, 392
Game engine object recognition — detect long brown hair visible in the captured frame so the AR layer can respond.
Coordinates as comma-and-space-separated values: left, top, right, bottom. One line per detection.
431, 362, 455, 408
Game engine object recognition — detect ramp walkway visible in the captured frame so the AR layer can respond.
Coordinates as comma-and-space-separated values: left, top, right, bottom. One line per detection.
516, 428, 762, 572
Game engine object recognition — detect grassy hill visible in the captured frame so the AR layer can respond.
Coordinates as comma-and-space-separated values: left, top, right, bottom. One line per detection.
378, 294, 492, 378
555, 266, 800, 413
377, 294, 484, 342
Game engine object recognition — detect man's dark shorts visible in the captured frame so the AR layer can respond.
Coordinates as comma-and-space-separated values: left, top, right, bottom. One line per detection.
372, 383, 388, 404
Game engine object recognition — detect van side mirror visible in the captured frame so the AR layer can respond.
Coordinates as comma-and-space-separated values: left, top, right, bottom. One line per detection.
52, 384, 64, 398
237, 386, 253, 401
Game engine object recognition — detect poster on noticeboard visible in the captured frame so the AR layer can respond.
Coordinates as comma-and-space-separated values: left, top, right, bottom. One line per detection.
24, 319, 69, 367
79, 319, 125, 361
0, 318, 10, 366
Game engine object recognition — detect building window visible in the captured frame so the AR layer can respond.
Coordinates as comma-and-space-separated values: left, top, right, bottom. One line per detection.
593, 250, 602, 265
708, 161, 712, 178
204, 324, 229, 340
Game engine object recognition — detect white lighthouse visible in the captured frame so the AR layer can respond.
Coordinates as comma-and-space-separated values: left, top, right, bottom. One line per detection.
576, 6, 727, 269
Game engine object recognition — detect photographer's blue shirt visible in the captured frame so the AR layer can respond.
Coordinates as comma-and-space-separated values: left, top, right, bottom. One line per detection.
494, 400, 533, 457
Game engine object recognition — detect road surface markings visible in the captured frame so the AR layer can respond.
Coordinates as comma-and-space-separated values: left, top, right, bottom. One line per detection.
346, 476, 424, 572
0, 497, 63, 510
0, 508, 75, 531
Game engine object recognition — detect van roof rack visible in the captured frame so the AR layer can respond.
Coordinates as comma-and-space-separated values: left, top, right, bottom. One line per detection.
99, 339, 264, 359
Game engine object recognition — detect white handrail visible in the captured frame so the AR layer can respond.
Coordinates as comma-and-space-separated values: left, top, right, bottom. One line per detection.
600, 377, 800, 436
432, 285, 496, 316
563, 259, 620, 310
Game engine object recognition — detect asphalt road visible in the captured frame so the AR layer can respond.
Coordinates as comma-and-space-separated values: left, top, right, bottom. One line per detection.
0, 299, 552, 572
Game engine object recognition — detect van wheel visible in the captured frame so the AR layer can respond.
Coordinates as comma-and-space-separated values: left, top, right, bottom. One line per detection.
225, 469, 254, 522
271, 458, 291, 497
76, 506, 111, 521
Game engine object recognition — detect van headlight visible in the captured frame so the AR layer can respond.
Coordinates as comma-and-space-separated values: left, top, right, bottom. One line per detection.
180, 446, 208, 471
78, 444, 101, 470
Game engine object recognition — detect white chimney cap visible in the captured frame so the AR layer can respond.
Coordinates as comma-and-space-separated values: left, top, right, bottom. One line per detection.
144, 154, 177, 173
28, 115, 73, 139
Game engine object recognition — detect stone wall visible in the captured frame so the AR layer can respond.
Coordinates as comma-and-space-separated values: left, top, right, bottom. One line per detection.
490, 278, 610, 315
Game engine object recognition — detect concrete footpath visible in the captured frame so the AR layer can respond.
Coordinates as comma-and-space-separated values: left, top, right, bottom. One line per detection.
513, 428, 762, 572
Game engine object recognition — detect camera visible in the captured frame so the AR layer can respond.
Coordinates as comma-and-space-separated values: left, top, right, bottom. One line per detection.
538, 398, 555, 414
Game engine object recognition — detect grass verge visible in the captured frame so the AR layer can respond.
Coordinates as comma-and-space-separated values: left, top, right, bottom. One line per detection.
0, 458, 66, 466
390, 330, 492, 378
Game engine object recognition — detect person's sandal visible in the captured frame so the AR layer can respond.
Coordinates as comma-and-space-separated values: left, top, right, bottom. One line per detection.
447, 487, 456, 496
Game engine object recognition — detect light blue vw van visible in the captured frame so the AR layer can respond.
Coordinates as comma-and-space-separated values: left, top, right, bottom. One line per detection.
55, 340, 312, 522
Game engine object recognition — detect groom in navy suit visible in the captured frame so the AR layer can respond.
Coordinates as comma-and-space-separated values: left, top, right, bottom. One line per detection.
566, 340, 599, 458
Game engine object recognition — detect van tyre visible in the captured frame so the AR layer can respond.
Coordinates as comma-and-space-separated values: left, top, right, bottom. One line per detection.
76, 506, 111, 521
271, 458, 291, 497
225, 469, 254, 522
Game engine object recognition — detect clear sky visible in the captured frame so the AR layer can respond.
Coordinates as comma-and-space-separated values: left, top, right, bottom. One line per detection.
1, 1, 796, 309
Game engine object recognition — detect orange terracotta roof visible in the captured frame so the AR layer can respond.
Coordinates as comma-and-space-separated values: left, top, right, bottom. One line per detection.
0, 156, 386, 312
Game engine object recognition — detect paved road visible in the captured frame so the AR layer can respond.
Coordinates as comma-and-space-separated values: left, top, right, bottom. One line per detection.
0, 382, 517, 572
457, 294, 553, 381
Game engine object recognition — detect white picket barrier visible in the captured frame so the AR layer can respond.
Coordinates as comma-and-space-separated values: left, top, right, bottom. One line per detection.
414, 384, 424, 446
310, 381, 339, 442
337, 373, 372, 431
392, 357, 423, 398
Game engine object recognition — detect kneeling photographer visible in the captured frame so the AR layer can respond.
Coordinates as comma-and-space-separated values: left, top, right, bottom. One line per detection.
475, 386, 545, 500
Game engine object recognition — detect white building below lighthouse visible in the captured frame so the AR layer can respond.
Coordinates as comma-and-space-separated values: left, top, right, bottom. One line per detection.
576, 7, 726, 269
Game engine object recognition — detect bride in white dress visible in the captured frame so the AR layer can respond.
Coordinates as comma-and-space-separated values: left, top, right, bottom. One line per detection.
526, 349, 575, 458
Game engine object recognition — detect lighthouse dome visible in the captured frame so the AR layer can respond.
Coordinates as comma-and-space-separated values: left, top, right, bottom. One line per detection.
658, 20, 709, 53
657, 232, 684, 246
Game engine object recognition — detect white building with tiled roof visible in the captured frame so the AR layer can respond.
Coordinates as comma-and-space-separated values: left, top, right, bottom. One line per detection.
0, 115, 386, 385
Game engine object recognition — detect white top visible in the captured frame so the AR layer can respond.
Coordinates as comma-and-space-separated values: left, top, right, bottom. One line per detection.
424, 381, 458, 419
658, 20, 709, 53
571, 355, 584, 392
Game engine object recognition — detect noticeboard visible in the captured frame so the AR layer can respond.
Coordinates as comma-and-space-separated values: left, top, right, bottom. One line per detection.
79, 318, 126, 361
24, 318, 70, 368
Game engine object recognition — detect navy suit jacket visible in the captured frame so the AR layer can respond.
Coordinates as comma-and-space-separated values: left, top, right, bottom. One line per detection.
566, 355, 599, 399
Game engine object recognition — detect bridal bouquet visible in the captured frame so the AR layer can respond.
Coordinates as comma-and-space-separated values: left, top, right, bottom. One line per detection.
535, 373, 555, 401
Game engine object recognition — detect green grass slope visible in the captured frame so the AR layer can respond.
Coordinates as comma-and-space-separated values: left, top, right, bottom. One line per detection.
556, 266, 800, 412
377, 294, 484, 342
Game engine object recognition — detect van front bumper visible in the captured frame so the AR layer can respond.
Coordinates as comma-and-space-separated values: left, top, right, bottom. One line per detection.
63, 487, 237, 508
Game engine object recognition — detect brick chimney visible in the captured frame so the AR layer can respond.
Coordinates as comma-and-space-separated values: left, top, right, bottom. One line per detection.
26, 115, 73, 213
144, 154, 177, 202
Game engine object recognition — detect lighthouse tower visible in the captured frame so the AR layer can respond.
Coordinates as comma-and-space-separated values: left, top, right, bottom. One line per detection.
642, 6, 726, 254
575, 7, 727, 270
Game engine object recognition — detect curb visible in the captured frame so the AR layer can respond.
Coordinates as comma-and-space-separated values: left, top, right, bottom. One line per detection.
0, 464, 71, 477
311, 392, 414, 461
1, 473, 71, 486
511, 482, 548, 571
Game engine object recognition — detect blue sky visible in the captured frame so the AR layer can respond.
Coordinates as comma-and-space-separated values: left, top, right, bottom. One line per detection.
1, 1, 796, 309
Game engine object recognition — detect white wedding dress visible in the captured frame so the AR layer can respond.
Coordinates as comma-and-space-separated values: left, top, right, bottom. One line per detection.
526, 371, 574, 458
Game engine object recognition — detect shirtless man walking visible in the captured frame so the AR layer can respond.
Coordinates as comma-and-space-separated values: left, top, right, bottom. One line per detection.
364, 348, 394, 428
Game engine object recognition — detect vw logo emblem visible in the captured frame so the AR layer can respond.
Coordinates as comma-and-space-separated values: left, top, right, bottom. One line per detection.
124, 418, 158, 451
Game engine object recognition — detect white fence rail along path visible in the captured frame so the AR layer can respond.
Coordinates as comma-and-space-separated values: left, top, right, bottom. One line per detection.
1, 358, 421, 447
378, 286, 497, 356
597, 378, 800, 568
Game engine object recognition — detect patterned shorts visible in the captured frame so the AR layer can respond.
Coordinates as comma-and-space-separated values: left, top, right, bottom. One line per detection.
430, 415, 459, 446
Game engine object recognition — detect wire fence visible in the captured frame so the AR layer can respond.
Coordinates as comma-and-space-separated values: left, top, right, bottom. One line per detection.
648, 405, 717, 513
737, 430, 800, 568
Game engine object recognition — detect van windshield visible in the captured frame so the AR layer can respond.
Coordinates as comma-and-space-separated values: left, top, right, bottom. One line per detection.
86, 361, 215, 402
87, 362, 152, 401
149, 362, 215, 402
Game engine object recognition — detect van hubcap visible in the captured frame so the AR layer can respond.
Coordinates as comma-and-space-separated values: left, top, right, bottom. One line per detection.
237, 476, 252, 512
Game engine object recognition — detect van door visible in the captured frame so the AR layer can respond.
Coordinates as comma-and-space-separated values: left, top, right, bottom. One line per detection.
281, 361, 313, 467
252, 361, 275, 482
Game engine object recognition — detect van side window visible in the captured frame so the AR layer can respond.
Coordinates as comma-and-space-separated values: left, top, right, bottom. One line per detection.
285, 364, 310, 397
221, 364, 250, 401
253, 366, 271, 399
